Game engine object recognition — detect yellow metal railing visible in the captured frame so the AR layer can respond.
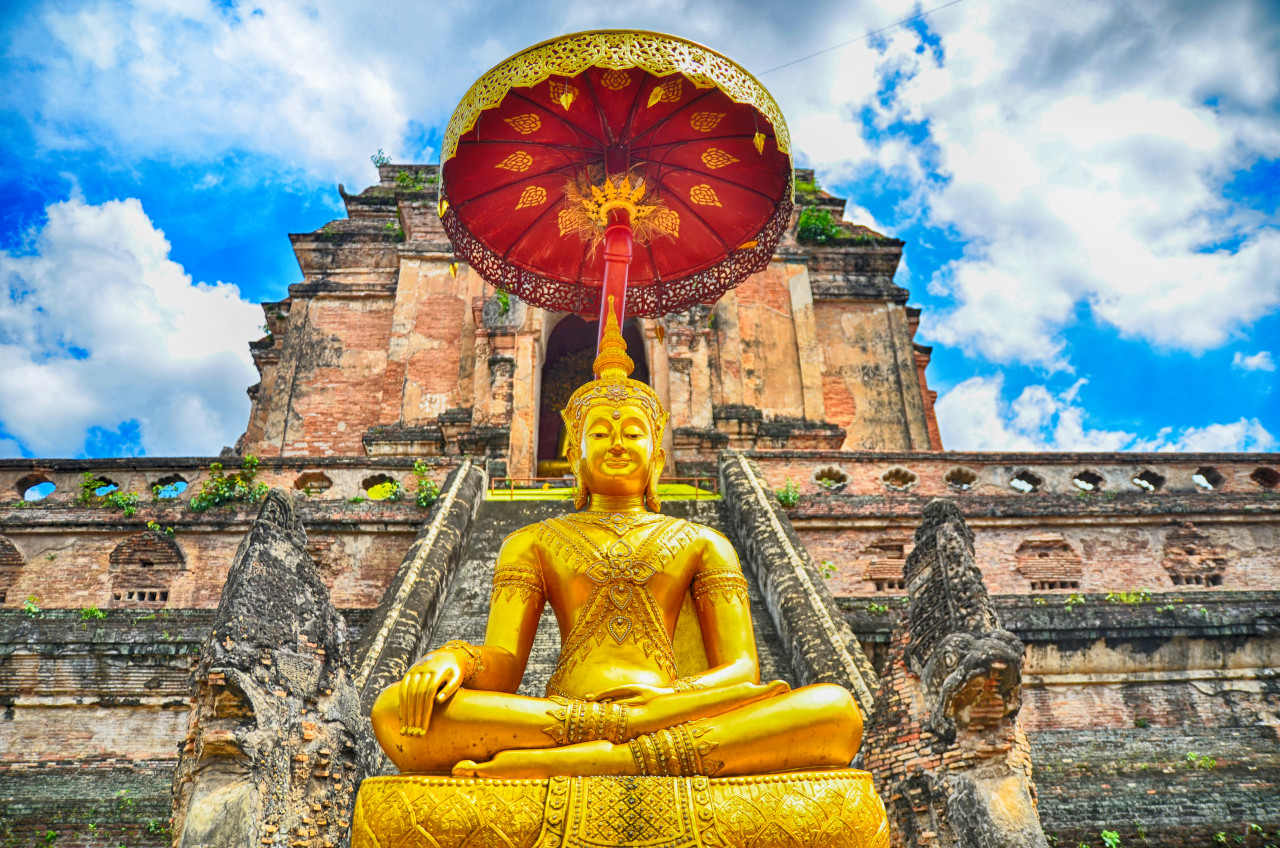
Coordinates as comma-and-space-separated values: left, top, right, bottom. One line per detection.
485, 476, 719, 501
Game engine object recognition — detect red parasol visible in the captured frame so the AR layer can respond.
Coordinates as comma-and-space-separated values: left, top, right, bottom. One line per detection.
439, 31, 793, 352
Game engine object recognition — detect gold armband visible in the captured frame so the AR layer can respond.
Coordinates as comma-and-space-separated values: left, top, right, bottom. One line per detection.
628, 722, 718, 776
544, 696, 631, 745
671, 676, 707, 692
492, 560, 546, 603
690, 569, 750, 606
442, 640, 484, 684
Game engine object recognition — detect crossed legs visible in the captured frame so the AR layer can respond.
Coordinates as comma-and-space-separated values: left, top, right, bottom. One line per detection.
371, 680, 860, 778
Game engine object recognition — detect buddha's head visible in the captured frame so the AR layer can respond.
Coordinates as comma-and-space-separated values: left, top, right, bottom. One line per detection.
561, 300, 668, 511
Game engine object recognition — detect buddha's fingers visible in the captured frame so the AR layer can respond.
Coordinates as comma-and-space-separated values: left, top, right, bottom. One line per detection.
436, 666, 460, 703
414, 670, 435, 735
419, 671, 438, 734
398, 671, 409, 733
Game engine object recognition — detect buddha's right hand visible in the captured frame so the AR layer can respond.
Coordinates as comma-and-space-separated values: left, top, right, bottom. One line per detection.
398, 651, 464, 737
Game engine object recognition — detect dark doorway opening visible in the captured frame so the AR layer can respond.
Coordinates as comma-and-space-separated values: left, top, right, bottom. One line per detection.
537, 315, 648, 476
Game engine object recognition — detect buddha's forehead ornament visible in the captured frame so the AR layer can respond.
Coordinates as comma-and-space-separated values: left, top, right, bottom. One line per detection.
562, 297, 668, 449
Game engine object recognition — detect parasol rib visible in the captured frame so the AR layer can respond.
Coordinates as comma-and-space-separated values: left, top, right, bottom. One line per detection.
616, 67, 654, 162
625, 87, 723, 150
449, 161, 580, 212
637, 132, 778, 153
501, 197, 566, 263
633, 159, 781, 203
507, 89, 607, 148
579, 71, 615, 148
455, 138, 598, 155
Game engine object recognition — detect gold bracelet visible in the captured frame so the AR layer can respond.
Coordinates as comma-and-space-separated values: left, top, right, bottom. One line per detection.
671, 676, 707, 692
442, 640, 484, 684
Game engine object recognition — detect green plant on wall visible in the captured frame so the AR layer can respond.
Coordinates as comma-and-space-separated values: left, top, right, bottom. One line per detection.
794, 175, 821, 195
189, 455, 268, 512
77, 473, 140, 516
796, 207, 841, 244
413, 460, 440, 509
79, 606, 106, 622
1106, 589, 1152, 605
1185, 752, 1217, 770
775, 479, 800, 508
146, 520, 175, 537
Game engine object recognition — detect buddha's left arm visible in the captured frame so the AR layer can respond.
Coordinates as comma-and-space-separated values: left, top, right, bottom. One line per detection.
686, 529, 760, 688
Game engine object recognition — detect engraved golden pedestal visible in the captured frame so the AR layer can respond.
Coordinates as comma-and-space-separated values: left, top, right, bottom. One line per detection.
352, 770, 890, 848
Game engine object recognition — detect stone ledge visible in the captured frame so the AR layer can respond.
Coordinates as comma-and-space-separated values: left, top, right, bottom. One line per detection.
352, 770, 889, 848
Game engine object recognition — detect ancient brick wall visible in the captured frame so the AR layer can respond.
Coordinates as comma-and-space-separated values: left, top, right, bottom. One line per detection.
813, 300, 934, 452
0, 610, 208, 847
0, 457, 464, 611
244, 164, 942, 470
739, 451, 1280, 597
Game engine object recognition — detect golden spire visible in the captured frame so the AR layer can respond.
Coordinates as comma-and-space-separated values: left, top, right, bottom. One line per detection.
593, 297, 634, 379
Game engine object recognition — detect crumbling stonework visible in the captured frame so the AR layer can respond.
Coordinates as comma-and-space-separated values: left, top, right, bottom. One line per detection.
238, 166, 938, 476
864, 499, 1046, 848
171, 490, 378, 848
718, 451, 880, 713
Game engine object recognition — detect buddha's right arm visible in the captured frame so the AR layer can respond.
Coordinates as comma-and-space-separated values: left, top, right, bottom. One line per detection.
472, 528, 546, 693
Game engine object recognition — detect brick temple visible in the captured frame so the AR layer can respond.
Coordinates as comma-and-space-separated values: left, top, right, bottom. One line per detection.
1, 164, 1277, 847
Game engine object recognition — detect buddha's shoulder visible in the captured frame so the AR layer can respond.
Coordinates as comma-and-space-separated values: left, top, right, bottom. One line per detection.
496, 522, 548, 559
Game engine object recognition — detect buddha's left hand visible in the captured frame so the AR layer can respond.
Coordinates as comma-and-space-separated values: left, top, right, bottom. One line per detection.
587, 683, 674, 704
398, 652, 464, 736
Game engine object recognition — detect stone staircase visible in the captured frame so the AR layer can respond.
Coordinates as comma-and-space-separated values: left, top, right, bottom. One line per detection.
421, 497, 798, 695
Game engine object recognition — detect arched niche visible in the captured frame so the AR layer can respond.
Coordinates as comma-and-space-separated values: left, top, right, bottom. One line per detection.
536, 314, 649, 476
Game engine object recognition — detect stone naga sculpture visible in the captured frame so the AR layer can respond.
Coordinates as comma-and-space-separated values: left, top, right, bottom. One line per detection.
171, 490, 378, 848
863, 499, 1048, 848
369, 306, 865, 779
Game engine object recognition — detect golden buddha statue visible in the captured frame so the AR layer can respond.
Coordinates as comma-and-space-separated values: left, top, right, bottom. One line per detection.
369, 303, 863, 780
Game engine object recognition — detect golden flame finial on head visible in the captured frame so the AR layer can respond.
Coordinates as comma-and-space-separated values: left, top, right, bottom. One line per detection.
562, 297, 668, 510
593, 297, 634, 379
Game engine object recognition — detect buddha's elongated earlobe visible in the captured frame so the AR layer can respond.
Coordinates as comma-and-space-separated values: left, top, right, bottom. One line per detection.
569, 447, 590, 509
644, 450, 664, 512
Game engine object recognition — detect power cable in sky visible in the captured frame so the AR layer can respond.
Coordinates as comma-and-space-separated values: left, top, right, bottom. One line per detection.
758, 0, 971, 75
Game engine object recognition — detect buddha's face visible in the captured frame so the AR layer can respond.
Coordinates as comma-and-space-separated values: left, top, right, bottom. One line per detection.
573, 403, 661, 497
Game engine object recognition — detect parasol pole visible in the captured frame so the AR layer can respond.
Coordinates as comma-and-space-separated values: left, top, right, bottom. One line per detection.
597, 207, 632, 353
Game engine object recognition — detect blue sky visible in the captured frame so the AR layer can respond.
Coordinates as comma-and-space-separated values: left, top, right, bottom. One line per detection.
0, 0, 1277, 458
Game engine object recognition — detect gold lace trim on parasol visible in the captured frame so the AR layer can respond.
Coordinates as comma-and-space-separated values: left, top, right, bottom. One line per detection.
442, 30, 792, 162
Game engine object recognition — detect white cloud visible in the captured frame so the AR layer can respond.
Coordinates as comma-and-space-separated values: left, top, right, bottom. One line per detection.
1232, 350, 1276, 372
0, 197, 261, 457
1132, 419, 1277, 453
936, 374, 1276, 453
935, 375, 1134, 451
797, 0, 1280, 369
12, 1, 412, 186
10, 0, 897, 187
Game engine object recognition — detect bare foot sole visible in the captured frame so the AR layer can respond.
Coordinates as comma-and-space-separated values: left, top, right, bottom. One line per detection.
453, 740, 632, 779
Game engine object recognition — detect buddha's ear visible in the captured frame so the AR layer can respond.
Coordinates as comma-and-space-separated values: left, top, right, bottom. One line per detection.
569, 443, 589, 509
645, 447, 665, 512
651, 446, 666, 477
